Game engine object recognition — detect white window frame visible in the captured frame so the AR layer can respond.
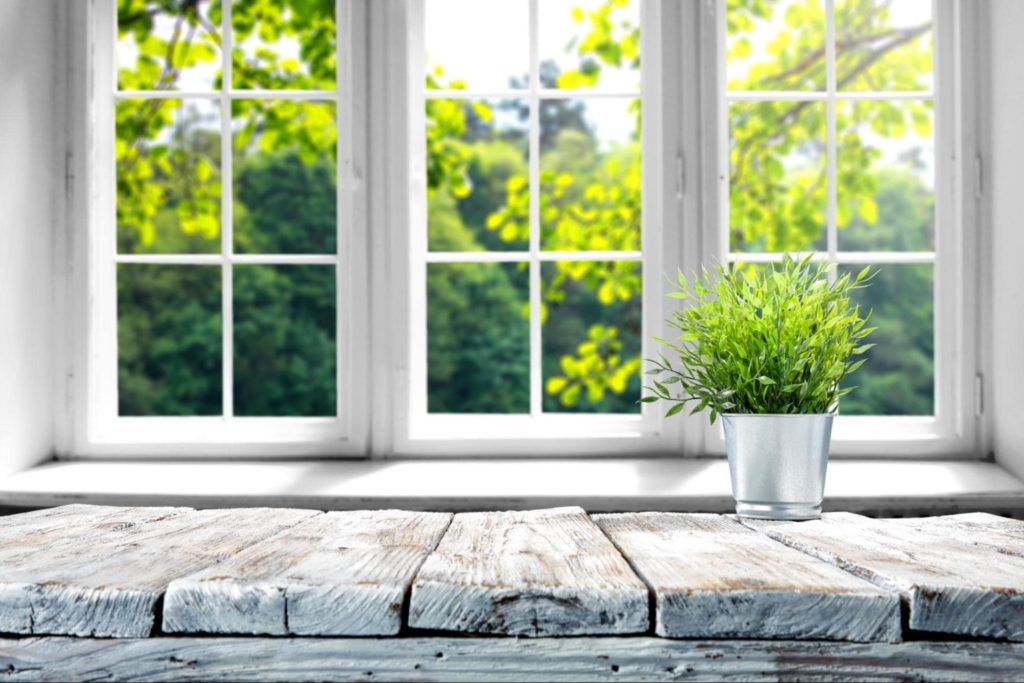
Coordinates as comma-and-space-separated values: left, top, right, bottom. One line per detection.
68, 0, 369, 458
379, 0, 708, 457
699, 0, 982, 458
62, 0, 982, 460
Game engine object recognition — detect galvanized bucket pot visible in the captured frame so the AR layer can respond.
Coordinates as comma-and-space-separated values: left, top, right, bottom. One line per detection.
722, 414, 834, 521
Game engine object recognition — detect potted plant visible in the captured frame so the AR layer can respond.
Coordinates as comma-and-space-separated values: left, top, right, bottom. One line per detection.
643, 255, 875, 520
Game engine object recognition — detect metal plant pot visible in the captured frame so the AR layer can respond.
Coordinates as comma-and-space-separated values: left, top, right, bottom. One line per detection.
722, 413, 834, 521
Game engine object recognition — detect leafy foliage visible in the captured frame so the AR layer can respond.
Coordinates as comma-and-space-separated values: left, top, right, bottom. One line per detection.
644, 257, 875, 422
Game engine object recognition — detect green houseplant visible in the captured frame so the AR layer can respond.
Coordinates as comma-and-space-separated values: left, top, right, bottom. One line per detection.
644, 255, 875, 520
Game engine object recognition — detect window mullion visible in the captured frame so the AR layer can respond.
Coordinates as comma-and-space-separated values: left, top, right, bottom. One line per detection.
221, 0, 235, 418
825, 0, 838, 282
528, 0, 542, 419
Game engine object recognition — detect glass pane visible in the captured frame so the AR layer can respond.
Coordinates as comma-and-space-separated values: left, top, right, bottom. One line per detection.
428, 263, 529, 413
234, 265, 336, 416
836, 0, 933, 92
540, 97, 640, 252
233, 100, 337, 254
118, 265, 222, 416
117, 99, 221, 254
837, 100, 934, 251
729, 101, 827, 252
838, 263, 934, 416
726, 0, 826, 91
427, 99, 529, 252
542, 260, 641, 413
232, 0, 336, 90
117, 0, 221, 91
425, 0, 528, 92
538, 0, 640, 91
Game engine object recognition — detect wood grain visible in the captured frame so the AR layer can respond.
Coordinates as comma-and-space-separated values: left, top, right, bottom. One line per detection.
163, 510, 452, 636
744, 512, 1024, 641
594, 512, 900, 642
0, 505, 315, 637
2, 636, 1023, 682
408, 507, 648, 636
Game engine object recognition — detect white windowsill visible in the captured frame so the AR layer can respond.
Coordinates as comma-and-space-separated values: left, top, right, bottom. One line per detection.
1, 458, 1022, 514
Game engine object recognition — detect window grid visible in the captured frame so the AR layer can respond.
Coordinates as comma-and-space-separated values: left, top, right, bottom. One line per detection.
420, 0, 643, 419
111, 1, 343, 420
725, 0, 936, 272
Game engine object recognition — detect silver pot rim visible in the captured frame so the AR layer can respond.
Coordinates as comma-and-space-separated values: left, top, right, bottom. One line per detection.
722, 412, 835, 418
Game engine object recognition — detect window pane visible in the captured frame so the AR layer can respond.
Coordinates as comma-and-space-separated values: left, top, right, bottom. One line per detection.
233, 100, 337, 254
726, 0, 826, 92
232, 0, 336, 90
118, 265, 222, 416
117, 99, 221, 254
117, 0, 221, 91
836, 0, 933, 92
542, 261, 641, 414
838, 264, 934, 416
427, 99, 529, 252
540, 97, 640, 252
729, 101, 827, 253
234, 265, 336, 417
428, 263, 530, 413
837, 100, 934, 252
425, 0, 528, 92
538, 0, 640, 91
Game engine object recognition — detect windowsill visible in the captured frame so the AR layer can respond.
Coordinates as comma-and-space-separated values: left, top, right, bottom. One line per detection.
1, 458, 1023, 514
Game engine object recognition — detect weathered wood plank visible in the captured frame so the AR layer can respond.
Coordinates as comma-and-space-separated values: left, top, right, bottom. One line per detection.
408, 506, 648, 636
2, 636, 1023, 682
893, 513, 1024, 552
0, 505, 316, 637
594, 513, 900, 642
163, 509, 452, 636
743, 512, 1024, 641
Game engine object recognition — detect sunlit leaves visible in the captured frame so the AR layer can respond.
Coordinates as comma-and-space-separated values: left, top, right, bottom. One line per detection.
116, 0, 339, 254
836, 100, 934, 248
117, 0, 222, 91
835, 0, 932, 92
726, 0, 935, 255
546, 324, 641, 407
726, 0, 826, 91
232, 0, 336, 90
117, 99, 221, 253
729, 101, 827, 252
549, 0, 640, 91
645, 256, 876, 422
544, 261, 642, 412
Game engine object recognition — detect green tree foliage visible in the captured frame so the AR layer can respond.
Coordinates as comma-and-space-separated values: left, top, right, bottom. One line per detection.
116, 0, 936, 418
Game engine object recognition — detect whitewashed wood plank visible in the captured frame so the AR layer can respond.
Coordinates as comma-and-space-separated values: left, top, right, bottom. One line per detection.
892, 513, 1024, 552
0, 506, 316, 637
2, 636, 1024, 682
408, 506, 648, 636
163, 509, 452, 636
594, 513, 900, 642
744, 512, 1024, 641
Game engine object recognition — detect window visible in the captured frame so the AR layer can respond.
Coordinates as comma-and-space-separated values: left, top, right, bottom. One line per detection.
709, 0, 976, 455
73, 0, 979, 458
81, 0, 367, 456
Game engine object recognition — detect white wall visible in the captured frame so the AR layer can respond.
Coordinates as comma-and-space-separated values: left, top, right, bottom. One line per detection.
989, 0, 1024, 480
0, 1, 59, 475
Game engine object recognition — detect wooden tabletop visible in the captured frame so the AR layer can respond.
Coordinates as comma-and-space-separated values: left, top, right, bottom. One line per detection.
0, 504, 1021, 644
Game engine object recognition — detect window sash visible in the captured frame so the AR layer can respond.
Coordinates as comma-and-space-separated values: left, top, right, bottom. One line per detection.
385, 0, 695, 456
75, 0, 370, 457
699, 0, 980, 457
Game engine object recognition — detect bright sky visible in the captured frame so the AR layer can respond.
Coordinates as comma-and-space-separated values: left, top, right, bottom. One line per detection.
425, 0, 641, 148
